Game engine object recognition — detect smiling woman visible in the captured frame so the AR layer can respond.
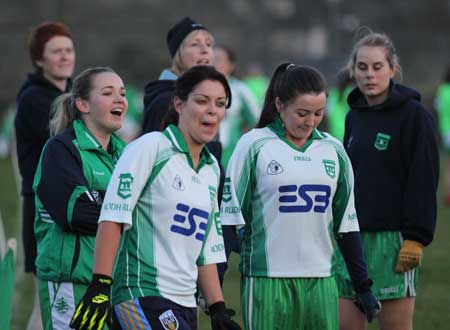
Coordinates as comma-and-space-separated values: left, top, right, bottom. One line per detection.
142, 16, 215, 134
32, 67, 127, 330
35, 35, 75, 90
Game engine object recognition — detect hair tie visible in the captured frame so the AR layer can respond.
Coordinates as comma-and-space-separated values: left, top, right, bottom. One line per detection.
286, 63, 296, 71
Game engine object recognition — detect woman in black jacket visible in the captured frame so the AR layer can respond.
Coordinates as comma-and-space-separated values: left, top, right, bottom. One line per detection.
142, 16, 214, 134
334, 32, 439, 330
14, 21, 75, 330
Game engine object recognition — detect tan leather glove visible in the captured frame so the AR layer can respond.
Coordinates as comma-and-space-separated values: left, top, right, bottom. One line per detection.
394, 240, 423, 273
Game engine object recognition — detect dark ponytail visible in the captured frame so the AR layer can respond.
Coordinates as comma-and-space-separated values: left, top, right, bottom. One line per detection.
256, 62, 327, 128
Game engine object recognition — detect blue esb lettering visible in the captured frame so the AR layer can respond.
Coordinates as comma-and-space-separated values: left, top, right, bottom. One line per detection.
170, 203, 209, 241
278, 184, 331, 213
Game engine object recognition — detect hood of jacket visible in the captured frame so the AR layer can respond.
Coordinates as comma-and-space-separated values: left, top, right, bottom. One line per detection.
347, 81, 421, 112
143, 79, 176, 108
16, 72, 68, 102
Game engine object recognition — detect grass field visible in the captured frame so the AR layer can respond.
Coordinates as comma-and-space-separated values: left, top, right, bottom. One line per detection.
1, 155, 450, 329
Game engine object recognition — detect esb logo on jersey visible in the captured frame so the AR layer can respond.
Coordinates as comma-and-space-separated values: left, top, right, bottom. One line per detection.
278, 184, 331, 213
170, 203, 209, 241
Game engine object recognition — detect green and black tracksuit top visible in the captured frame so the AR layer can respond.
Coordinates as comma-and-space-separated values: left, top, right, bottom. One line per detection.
33, 120, 126, 284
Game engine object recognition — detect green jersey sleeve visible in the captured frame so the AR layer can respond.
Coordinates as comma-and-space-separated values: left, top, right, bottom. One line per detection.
220, 133, 258, 226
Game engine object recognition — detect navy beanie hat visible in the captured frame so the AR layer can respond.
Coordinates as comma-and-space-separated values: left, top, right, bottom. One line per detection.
166, 17, 207, 58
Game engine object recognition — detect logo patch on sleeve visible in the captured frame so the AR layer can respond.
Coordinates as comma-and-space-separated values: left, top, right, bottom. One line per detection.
222, 178, 232, 202
117, 173, 134, 199
214, 211, 222, 236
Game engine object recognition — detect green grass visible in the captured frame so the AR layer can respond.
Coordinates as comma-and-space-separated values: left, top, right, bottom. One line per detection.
1, 155, 450, 329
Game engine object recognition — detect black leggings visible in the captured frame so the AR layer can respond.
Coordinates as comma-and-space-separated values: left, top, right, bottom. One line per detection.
22, 194, 37, 273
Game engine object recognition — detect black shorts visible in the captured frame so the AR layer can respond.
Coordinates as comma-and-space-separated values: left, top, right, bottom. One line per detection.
113, 296, 197, 330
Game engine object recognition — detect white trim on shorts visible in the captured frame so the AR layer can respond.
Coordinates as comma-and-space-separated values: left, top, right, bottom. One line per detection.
247, 277, 254, 330
405, 269, 416, 296
48, 281, 76, 330
399, 232, 417, 297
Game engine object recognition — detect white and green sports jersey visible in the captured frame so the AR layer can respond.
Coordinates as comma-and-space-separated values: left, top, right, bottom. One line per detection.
99, 125, 226, 307
220, 117, 359, 278
220, 77, 260, 168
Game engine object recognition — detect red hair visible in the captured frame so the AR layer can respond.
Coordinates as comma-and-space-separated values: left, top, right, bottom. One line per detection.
28, 21, 73, 69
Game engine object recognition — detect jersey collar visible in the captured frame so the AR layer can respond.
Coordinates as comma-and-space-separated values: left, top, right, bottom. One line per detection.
163, 125, 214, 170
268, 115, 326, 151
73, 119, 125, 157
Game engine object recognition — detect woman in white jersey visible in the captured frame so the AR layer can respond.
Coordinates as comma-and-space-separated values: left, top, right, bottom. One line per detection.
70, 65, 240, 330
220, 62, 380, 330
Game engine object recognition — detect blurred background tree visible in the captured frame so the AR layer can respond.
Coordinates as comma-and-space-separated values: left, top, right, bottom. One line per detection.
1, 0, 449, 106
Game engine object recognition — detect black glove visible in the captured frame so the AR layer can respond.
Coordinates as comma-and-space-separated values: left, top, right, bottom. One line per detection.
198, 292, 236, 317
209, 301, 241, 330
354, 290, 381, 323
70, 274, 113, 330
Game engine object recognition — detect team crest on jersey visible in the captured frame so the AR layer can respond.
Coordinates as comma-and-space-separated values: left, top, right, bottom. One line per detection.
172, 175, 185, 191
117, 173, 133, 199
209, 185, 217, 208
322, 159, 336, 179
214, 211, 222, 236
267, 160, 283, 175
222, 178, 232, 202
374, 132, 391, 151
159, 309, 179, 330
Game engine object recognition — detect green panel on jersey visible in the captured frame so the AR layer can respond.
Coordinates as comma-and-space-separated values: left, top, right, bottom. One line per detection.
237, 138, 272, 276
323, 139, 352, 235
113, 157, 171, 304
247, 181, 268, 275
331, 153, 350, 235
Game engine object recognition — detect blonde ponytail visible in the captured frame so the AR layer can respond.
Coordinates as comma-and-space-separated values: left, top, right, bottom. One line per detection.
49, 93, 78, 135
